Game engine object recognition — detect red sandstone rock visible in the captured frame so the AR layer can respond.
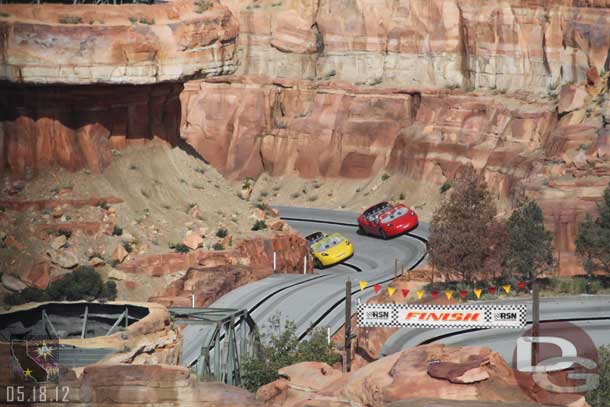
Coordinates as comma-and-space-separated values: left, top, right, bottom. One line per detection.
263, 345, 543, 407
558, 85, 591, 114
183, 233, 204, 250
22, 260, 51, 290
112, 244, 129, 264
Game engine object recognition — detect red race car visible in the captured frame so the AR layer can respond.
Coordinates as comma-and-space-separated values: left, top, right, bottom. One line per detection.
357, 202, 418, 239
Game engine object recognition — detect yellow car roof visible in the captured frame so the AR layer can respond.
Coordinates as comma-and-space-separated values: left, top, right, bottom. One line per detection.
312, 233, 347, 252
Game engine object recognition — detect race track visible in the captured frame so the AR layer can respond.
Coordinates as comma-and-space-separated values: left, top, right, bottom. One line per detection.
180, 206, 428, 367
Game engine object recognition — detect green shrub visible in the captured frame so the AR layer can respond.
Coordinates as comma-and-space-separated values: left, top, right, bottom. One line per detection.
101, 281, 118, 301
169, 243, 190, 253
59, 16, 82, 24
381, 173, 391, 182
6, 287, 48, 306
587, 345, 610, 407
241, 314, 340, 392
194, 0, 212, 13
122, 242, 133, 253
440, 181, 452, 194
128, 16, 138, 24
57, 229, 72, 239
399, 192, 406, 200
216, 228, 228, 238
96, 201, 110, 210
46, 267, 103, 301
139, 17, 155, 25
112, 226, 123, 236
213, 242, 225, 251
252, 220, 267, 231
0, 12, 11, 18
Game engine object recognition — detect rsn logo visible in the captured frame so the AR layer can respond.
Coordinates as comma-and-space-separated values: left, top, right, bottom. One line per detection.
513, 322, 600, 395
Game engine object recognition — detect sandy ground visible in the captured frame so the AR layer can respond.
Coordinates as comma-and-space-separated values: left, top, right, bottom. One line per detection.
245, 172, 443, 223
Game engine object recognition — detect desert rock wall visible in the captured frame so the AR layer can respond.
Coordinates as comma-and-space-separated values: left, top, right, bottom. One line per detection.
0, 0, 238, 84
0, 82, 183, 178
235, 0, 610, 95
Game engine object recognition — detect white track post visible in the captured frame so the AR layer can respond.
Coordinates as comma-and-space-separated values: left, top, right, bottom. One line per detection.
327, 327, 331, 345
273, 251, 277, 273
192, 294, 195, 308
303, 256, 307, 274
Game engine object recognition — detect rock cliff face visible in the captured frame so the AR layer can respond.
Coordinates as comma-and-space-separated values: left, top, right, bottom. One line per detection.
180, 73, 609, 274
234, 0, 610, 95
0, 0, 238, 84
0, 83, 182, 178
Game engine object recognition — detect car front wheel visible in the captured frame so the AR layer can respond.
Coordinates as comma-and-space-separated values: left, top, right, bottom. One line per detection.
380, 229, 387, 240
314, 258, 323, 269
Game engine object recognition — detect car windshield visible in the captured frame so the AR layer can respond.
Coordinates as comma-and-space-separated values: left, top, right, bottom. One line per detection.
313, 235, 344, 252
380, 207, 408, 223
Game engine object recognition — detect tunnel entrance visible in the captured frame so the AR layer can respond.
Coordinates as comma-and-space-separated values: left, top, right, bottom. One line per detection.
0, 302, 149, 340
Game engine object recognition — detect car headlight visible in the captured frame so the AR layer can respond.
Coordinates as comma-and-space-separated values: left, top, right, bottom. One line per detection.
409, 210, 414, 216
345, 241, 351, 245
321, 252, 329, 256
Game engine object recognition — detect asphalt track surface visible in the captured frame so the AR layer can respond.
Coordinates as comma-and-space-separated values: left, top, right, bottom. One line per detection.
381, 295, 610, 362
180, 207, 610, 368
180, 206, 428, 367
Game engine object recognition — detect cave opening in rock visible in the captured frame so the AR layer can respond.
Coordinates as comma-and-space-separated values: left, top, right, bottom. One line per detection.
0, 81, 206, 178
0, 302, 150, 340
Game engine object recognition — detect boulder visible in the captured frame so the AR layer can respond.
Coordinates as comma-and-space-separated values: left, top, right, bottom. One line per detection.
183, 233, 204, 250
112, 245, 129, 264
1, 273, 27, 292
22, 260, 51, 289
189, 205, 202, 219
278, 362, 342, 391
47, 249, 79, 269
50, 234, 67, 250
558, 85, 591, 113
427, 355, 490, 384
51, 206, 63, 218
268, 219, 285, 231
88, 257, 106, 267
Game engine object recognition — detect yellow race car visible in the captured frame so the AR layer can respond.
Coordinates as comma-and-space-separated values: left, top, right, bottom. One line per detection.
305, 231, 354, 268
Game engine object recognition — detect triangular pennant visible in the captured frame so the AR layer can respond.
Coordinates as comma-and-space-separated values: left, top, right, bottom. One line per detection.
401, 288, 410, 298
489, 287, 496, 295
503, 284, 511, 294
416, 290, 424, 300
431, 290, 439, 299
388, 287, 396, 297
518, 281, 526, 290
459, 290, 468, 299
359, 280, 368, 291
373, 284, 382, 293
474, 288, 482, 299
445, 290, 453, 300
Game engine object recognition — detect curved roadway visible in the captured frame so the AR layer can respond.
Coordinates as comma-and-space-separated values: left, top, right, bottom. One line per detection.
181, 206, 610, 369
180, 206, 428, 366
381, 295, 610, 362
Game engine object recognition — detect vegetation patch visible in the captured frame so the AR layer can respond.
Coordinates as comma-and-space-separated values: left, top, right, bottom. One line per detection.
6, 267, 116, 305
58, 16, 82, 24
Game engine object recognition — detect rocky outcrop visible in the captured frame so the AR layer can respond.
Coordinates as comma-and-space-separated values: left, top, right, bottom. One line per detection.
144, 232, 311, 307
73, 364, 262, 406
256, 344, 562, 407
0, 0, 238, 84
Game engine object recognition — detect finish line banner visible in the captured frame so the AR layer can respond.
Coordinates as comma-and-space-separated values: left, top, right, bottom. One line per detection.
357, 303, 527, 329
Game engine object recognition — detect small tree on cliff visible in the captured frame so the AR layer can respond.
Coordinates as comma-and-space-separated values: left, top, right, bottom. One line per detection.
428, 168, 504, 283
576, 182, 610, 284
504, 199, 555, 285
